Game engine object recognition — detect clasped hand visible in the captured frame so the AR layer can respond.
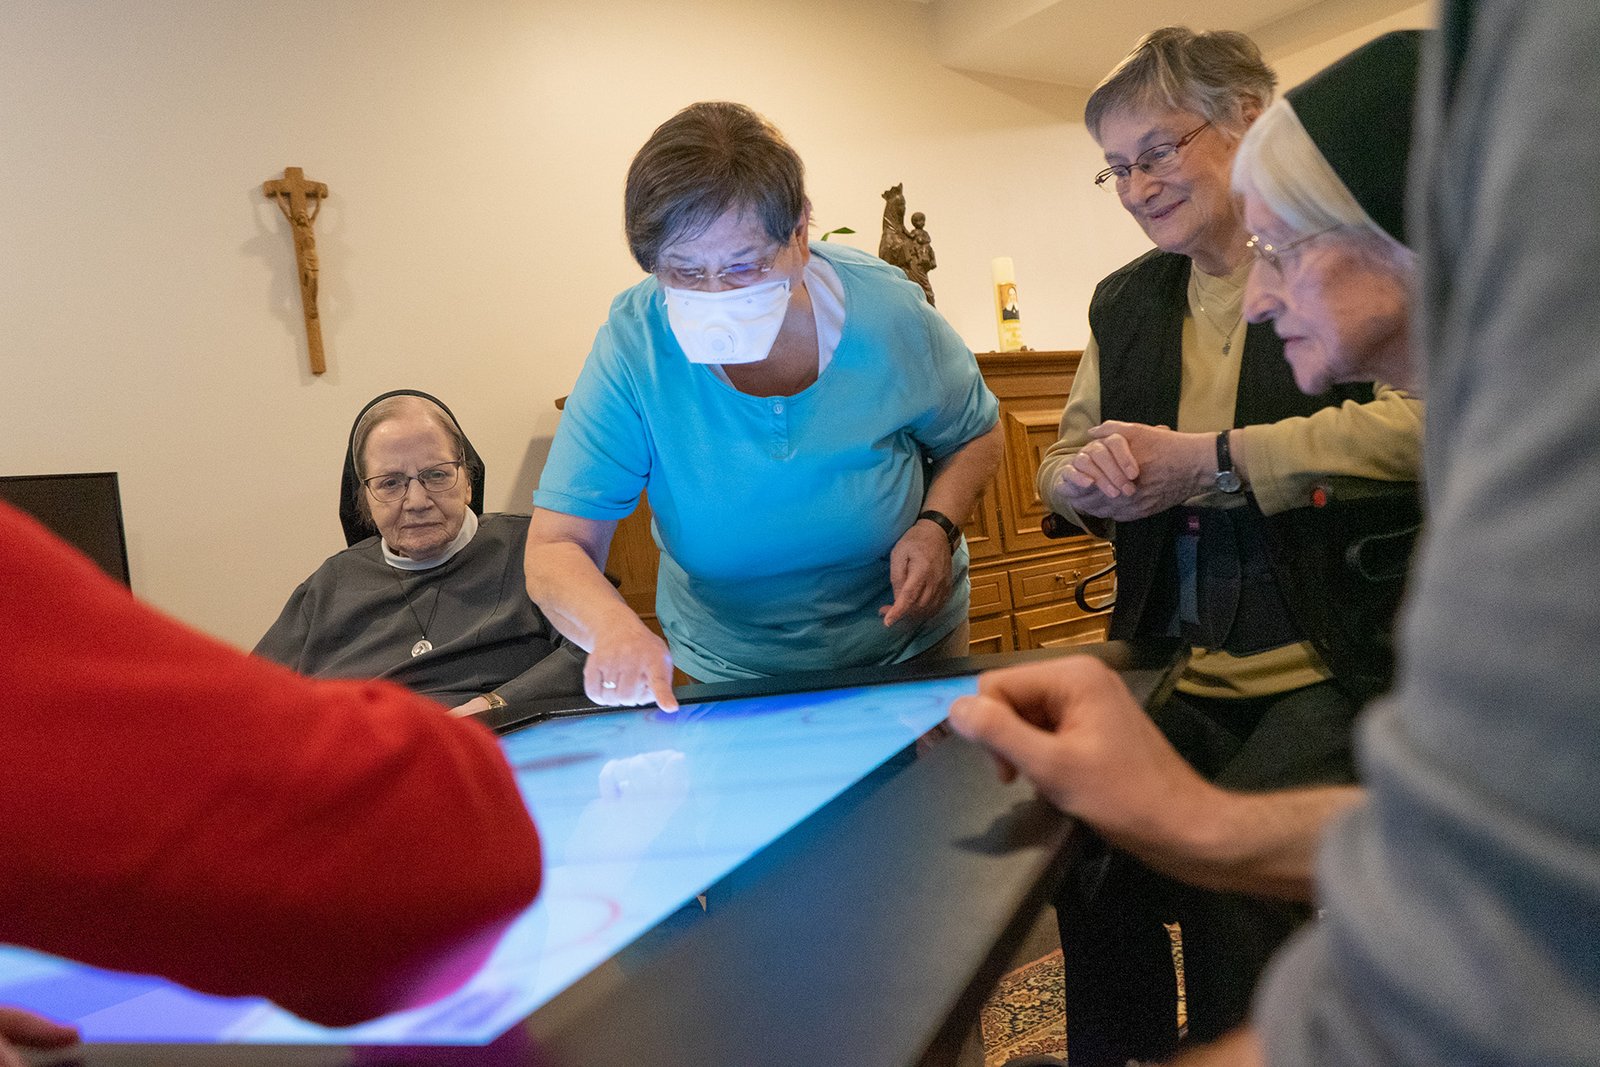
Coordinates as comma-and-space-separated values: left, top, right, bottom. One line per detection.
1055, 421, 1212, 522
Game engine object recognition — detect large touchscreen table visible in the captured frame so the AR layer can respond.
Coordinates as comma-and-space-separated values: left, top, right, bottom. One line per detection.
1, 642, 1184, 1065
0, 673, 980, 1046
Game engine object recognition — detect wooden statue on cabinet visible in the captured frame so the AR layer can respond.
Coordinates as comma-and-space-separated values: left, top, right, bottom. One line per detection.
878, 183, 936, 305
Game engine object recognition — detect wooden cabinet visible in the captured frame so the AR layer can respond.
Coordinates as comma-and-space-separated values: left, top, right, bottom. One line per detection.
609, 491, 663, 637
967, 350, 1114, 651
587, 349, 1115, 654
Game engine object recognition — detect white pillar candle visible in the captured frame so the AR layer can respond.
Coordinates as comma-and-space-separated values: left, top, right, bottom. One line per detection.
992, 257, 1024, 352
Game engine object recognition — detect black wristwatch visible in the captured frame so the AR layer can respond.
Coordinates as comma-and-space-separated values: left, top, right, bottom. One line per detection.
1214, 430, 1243, 494
917, 509, 962, 552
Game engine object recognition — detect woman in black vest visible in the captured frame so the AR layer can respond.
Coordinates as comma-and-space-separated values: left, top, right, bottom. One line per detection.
1032, 28, 1423, 1066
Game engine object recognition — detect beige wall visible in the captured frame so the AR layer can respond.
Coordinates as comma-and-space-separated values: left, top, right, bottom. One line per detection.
0, 0, 1426, 649
1271, 2, 1434, 87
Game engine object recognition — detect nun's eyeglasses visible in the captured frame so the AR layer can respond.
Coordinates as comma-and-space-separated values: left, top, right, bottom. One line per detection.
1245, 226, 1343, 275
362, 461, 464, 502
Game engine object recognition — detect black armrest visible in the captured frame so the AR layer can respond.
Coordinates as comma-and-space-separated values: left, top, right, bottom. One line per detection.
1074, 561, 1117, 615
1040, 512, 1087, 539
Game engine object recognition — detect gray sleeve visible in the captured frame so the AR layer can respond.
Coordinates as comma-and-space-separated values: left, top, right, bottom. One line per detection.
253, 582, 313, 668
491, 641, 586, 708
1036, 334, 1111, 538
1255, 5, 1600, 1065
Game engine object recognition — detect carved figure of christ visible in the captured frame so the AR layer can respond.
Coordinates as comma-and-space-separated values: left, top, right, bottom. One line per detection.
263, 167, 330, 374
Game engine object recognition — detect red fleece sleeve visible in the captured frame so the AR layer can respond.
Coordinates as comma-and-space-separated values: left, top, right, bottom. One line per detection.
0, 503, 541, 1027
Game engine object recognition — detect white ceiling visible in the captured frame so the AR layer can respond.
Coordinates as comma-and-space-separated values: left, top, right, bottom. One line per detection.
924, 0, 1425, 88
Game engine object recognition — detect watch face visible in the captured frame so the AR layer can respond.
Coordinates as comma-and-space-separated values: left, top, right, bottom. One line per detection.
1216, 469, 1243, 493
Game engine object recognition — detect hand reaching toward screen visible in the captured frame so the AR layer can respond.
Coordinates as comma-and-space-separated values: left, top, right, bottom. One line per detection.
947, 655, 1218, 863
950, 656, 1353, 900
585, 618, 680, 712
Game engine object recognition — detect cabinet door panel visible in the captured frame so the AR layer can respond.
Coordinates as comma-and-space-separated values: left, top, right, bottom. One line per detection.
968, 615, 1017, 655
963, 482, 1004, 562
998, 404, 1075, 554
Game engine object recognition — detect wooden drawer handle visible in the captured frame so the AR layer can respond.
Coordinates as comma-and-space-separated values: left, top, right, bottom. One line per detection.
1053, 570, 1082, 584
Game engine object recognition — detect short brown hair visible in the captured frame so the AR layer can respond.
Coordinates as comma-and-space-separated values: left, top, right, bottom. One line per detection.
624, 102, 806, 273
1085, 27, 1276, 141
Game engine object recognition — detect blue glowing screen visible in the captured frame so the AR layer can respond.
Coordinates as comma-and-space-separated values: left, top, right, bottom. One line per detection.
0, 674, 976, 1045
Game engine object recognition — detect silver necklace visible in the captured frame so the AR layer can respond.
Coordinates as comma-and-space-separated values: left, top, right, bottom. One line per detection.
1192, 270, 1245, 355
1194, 296, 1244, 355
391, 571, 442, 656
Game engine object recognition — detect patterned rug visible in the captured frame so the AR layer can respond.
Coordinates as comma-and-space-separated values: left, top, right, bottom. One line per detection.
980, 948, 1067, 1066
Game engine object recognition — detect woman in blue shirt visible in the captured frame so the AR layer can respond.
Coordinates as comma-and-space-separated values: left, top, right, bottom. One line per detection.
527, 102, 1002, 709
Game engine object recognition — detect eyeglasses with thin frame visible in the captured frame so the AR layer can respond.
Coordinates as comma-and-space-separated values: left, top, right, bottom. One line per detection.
656, 237, 790, 290
1245, 225, 1343, 276
362, 460, 464, 503
1094, 122, 1212, 190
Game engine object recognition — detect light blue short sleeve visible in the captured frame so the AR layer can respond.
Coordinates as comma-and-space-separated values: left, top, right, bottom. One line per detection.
533, 306, 652, 521
904, 296, 1001, 459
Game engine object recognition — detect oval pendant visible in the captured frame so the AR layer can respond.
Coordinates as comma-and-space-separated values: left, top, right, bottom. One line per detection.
411, 639, 433, 657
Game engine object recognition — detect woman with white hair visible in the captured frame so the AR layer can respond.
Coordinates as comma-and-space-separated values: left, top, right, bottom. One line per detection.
1233, 32, 1421, 394
1030, 26, 1425, 1065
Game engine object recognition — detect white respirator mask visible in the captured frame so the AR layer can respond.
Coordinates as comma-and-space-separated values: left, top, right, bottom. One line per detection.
663, 276, 792, 365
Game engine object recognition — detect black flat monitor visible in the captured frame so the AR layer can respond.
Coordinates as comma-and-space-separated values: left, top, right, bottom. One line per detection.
0, 472, 131, 587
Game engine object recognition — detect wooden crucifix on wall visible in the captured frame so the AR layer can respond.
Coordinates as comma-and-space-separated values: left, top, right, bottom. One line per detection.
263, 167, 330, 374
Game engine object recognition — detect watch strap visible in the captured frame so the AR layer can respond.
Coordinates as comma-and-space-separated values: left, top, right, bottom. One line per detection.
917, 509, 962, 551
1214, 431, 1243, 493
1216, 429, 1235, 473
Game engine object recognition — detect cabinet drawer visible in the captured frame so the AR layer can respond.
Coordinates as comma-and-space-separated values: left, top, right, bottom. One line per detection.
968, 615, 1017, 655
1008, 545, 1116, 610
1014, 602, 1112, 649
967, 565, 1015, 618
